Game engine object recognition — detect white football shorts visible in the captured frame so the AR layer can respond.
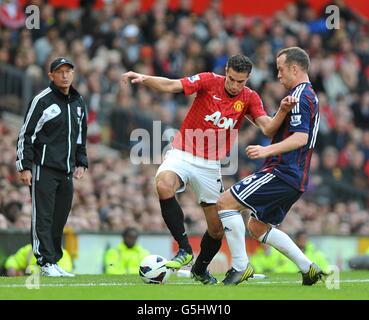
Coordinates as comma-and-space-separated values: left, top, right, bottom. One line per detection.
156, 148, 223, 204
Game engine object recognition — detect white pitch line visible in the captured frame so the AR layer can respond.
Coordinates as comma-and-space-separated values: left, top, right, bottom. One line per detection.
0, 279, 369, 289
0, 282, 126, 288
0, 282, 198, 288
247, 279, 369, 285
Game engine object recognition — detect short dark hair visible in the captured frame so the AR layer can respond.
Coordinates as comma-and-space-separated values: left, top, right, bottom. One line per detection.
226, 54, 252, 74
122, 227, 139, 238
277, 47, 310, 72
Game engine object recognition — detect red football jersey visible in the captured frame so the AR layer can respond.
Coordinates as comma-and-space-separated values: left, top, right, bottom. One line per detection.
172, 72, 267, 160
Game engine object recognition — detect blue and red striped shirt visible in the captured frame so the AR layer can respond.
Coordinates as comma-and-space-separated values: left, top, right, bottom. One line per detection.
262, 82, 320, 192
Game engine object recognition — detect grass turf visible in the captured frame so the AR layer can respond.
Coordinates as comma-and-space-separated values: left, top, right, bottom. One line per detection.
0, 271, 368, 300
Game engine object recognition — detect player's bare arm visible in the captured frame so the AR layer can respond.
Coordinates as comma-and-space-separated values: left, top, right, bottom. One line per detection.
246, 132, 308, 159
253, 95, 298, 138
121, 71, 183, 93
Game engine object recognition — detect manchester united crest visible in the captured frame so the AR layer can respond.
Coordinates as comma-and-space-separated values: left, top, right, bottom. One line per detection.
233, 100, 244, 112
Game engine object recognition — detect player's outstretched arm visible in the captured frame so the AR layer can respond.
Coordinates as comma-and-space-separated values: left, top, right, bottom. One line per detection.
245, 132, 308, 159
254, 95, 298, 138
121, 71, 183, 93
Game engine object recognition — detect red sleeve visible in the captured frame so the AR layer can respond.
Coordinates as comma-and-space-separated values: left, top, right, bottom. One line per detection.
180, 72, 216, 96
246, 90, 267, 121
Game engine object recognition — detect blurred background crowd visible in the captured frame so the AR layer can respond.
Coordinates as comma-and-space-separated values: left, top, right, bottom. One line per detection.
0, 0, 369, 236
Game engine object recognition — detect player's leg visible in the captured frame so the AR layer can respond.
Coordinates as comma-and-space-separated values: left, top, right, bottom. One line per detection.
188, 165, 226, 284
156, 170, 193, 268
247, 217, 326, 285
248, 216, 314, 271
190, 203, 222, 284
248, 216, 313, 270
242, 175, 327, 285
217, 189, 254, 285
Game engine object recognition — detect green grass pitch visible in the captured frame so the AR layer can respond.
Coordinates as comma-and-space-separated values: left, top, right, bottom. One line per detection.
0, 271, 368, 300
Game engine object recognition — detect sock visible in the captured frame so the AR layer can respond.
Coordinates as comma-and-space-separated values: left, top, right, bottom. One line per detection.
192, 231, 222, 274
219, 210, 249, 271
259, 227, 312, 273
159, 196, 192, 253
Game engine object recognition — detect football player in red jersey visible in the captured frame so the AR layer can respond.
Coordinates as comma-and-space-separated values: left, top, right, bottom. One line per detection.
122, 54, 297, 284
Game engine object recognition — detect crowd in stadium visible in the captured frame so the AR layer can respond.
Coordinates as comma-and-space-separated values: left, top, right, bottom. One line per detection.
0, 0, 368, 236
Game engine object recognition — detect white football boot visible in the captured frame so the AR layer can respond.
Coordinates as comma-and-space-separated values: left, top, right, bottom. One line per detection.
54, 264, 75, 277
40, 263, 62, 277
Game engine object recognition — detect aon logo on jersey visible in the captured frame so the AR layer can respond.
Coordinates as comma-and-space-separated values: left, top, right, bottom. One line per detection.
204, 111, 238, 129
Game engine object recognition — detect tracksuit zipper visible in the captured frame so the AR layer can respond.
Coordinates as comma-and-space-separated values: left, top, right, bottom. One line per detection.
41, 144, 46, 165
67, 104, 71, 173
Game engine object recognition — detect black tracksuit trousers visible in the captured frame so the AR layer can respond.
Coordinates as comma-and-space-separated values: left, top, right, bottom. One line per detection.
30, 165, 73, 266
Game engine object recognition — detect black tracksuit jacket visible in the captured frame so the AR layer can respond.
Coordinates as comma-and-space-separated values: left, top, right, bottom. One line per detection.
16, 81, 88, 173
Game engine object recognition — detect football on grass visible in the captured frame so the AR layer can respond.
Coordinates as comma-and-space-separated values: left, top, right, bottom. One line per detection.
139, 255, 170, 284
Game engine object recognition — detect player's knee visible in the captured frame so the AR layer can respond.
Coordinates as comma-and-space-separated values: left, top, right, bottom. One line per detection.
247, 225, 259, 239
155, 179, 175, 199
208, 227, 224, 240
247, 218, 268, 240
216, 193, 228, 211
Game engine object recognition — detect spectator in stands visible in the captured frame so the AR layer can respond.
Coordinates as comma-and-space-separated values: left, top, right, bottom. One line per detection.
0, 214, 8, 229
317, 146, 349, 203
0, 0, 25, 30
352, 91, 369, 130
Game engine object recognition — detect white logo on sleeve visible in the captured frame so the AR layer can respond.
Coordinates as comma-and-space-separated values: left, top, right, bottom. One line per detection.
213, 95, 222, 101
44, 104, 61, 121
188, 74, 200, 83
204, 111, 238, 129
290, 114, 302, 126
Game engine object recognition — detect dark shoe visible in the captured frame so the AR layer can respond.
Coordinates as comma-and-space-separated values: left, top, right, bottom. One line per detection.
301, 263, 328, 286
191, 268, 218, 285
165, 249, 193, 269
222, 264, 255, 285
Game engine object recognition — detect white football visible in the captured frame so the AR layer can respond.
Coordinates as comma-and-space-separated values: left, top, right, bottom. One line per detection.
139, 255, 171, 284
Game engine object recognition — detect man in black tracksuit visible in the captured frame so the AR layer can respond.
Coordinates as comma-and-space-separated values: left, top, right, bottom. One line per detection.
16, 57, 88, 277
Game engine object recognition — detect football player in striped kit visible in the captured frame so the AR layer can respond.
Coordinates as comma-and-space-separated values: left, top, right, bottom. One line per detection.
217, 47, 328, 286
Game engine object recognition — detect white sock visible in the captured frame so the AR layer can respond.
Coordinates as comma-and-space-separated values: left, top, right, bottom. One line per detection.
219, 210, 249, 271
259, 227, 312, 273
